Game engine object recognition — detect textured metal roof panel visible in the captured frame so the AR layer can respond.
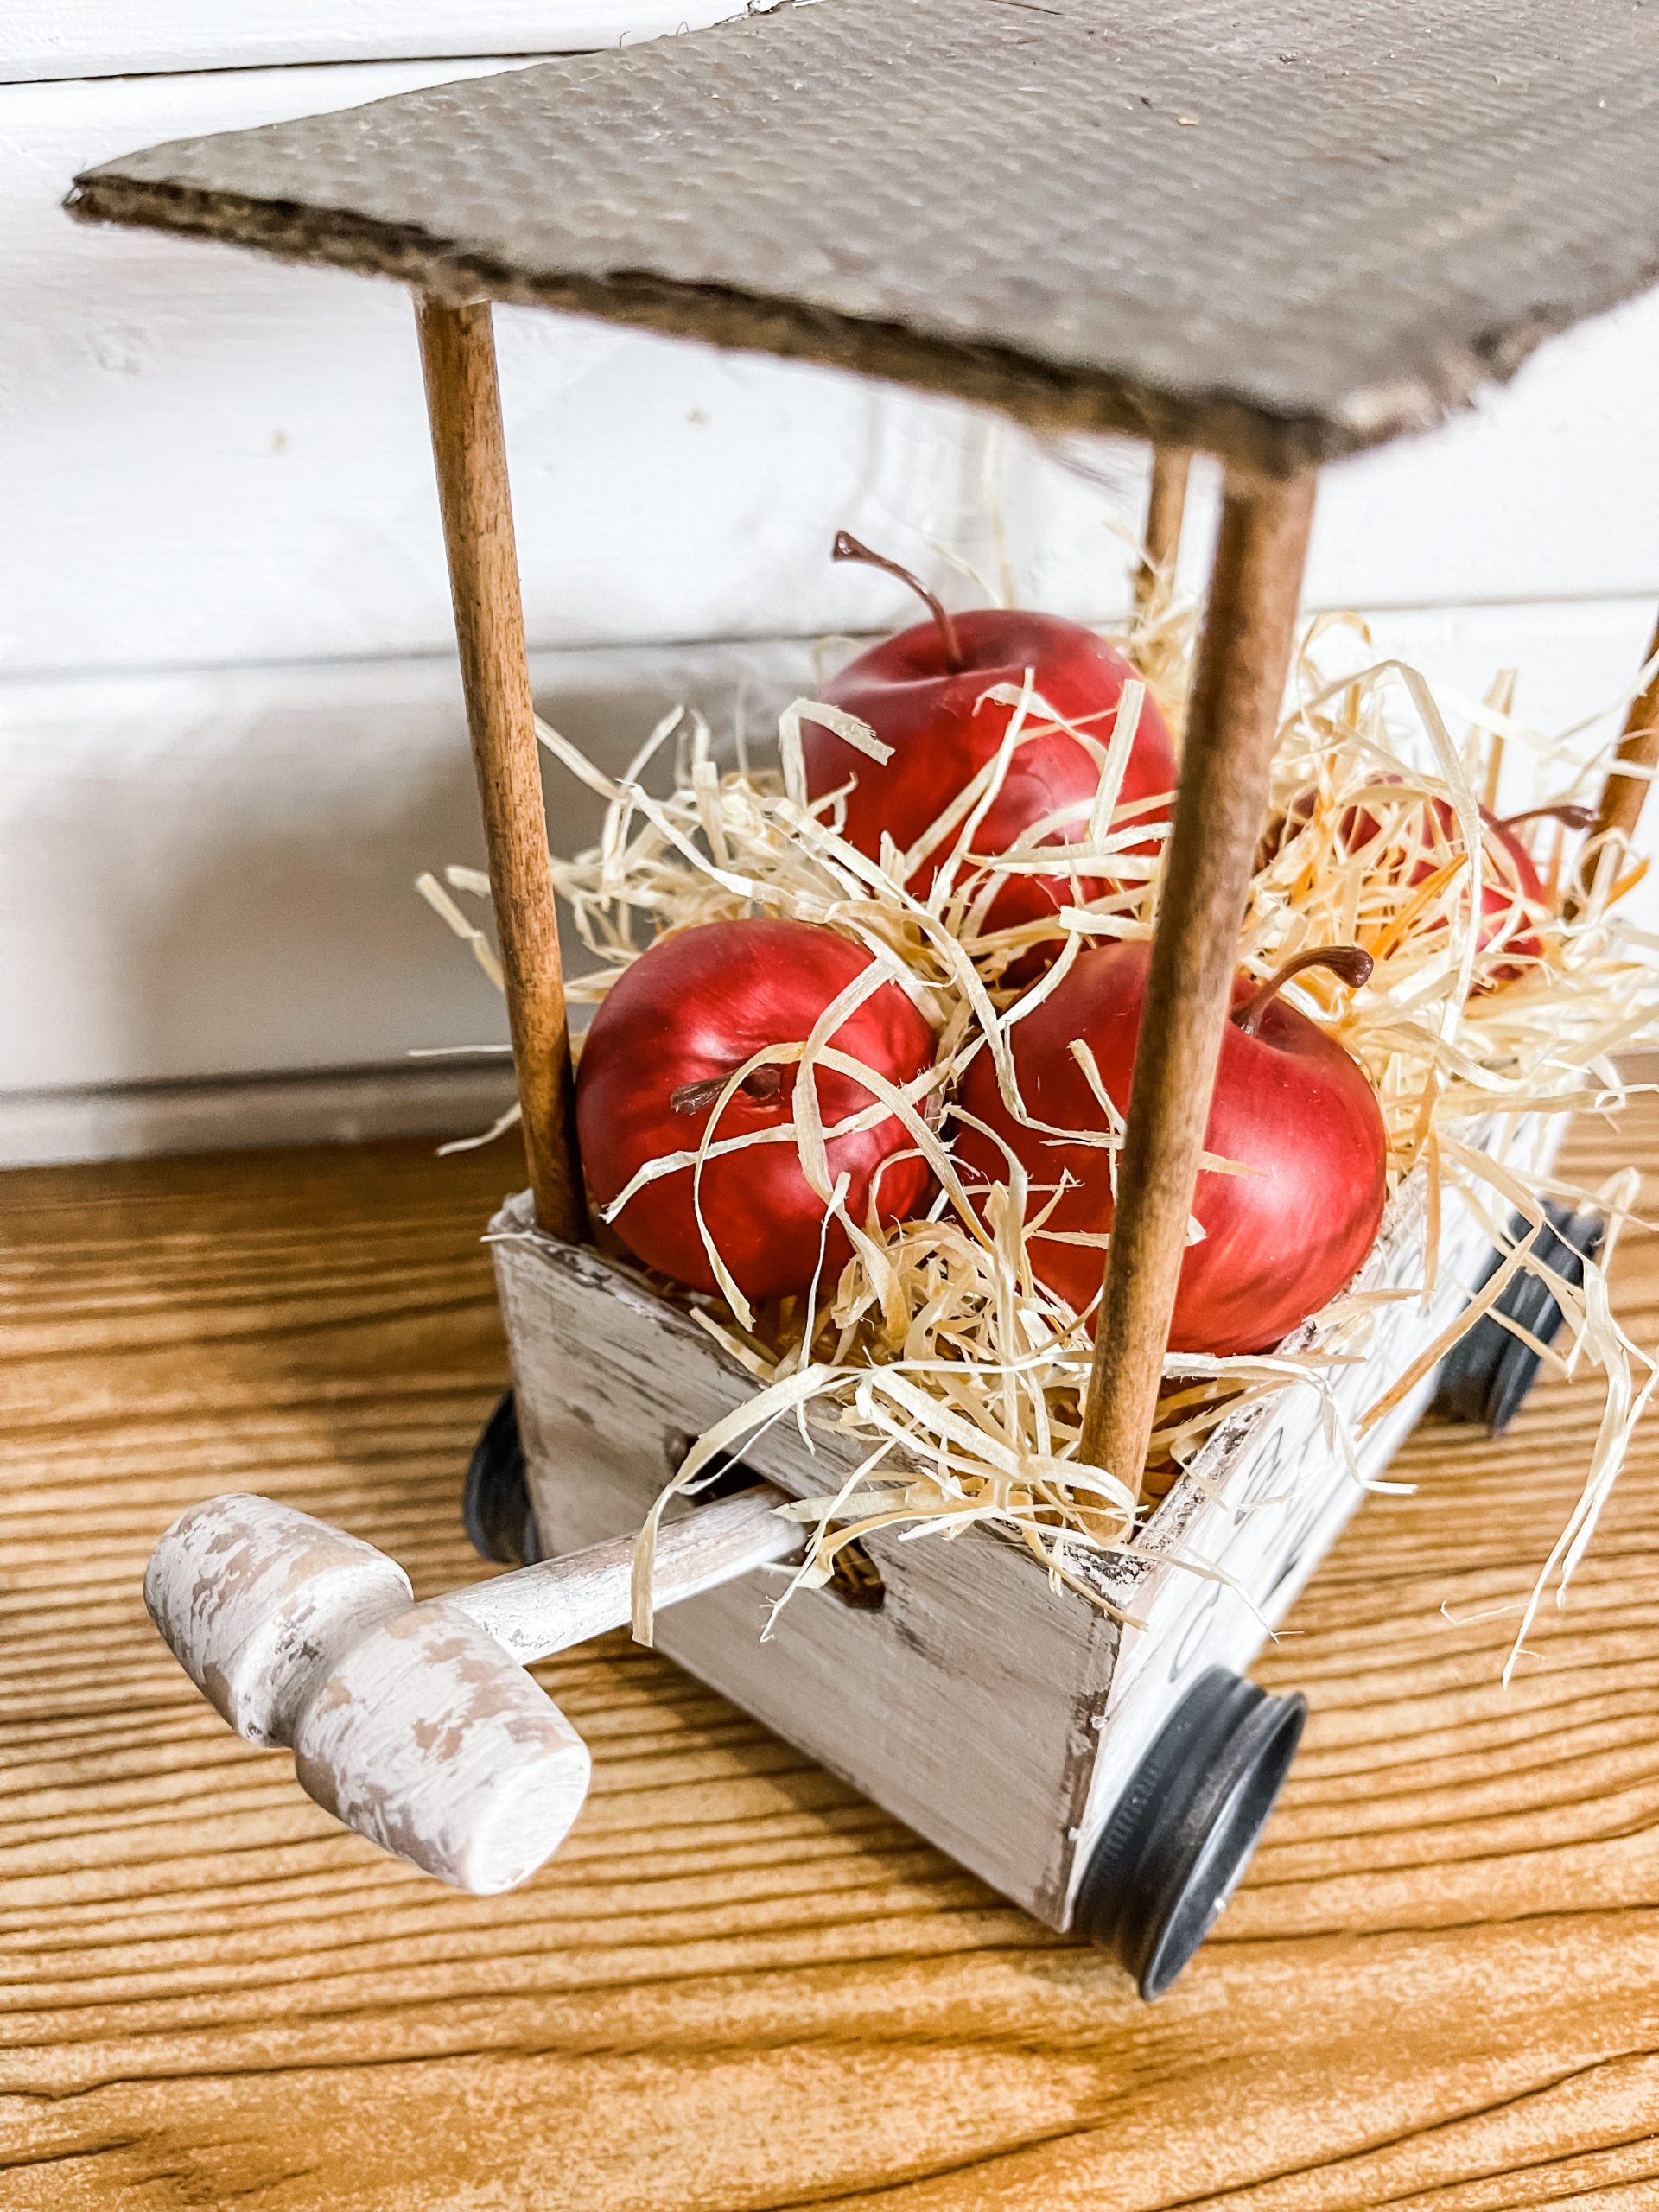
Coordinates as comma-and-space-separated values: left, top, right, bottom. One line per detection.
67, 0, 1659, 470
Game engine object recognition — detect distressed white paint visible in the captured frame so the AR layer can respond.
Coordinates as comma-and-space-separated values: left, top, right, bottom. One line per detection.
448, 1483, 800, 1661
146, 1480, 799, 1889
497, 1116, 1553, 1929
292, 1598, 594, 1892
4, 2, 749, 86
145, 1491, 414, 1746
496, 1211, 1121, 1923
1068, 1114, 1561, 1911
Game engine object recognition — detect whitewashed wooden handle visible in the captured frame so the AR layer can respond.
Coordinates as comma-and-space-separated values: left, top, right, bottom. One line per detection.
447, 1485, 800, 1661
144, 1484, 798, 1892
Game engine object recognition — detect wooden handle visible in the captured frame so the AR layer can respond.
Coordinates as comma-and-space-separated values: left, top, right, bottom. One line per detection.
416, 296, 587, 1241
448, 1486, 800, 1663
1135, 446, 1192, 615
1079, 467, 1318, 1502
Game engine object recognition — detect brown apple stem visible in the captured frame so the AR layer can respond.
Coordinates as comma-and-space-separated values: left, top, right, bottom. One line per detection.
671, 1064, 788, 1116
1495, 801, 1597, 836
832, 530, 964, 671
1233, 944, 1374, 1036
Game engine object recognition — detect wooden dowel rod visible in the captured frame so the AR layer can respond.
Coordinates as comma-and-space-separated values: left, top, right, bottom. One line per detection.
415, 296, 587, 1242
1135, 446, 1192, 615
1585, 603, 1659, 873
1079, 467, 1318, 1503
450, 1485, 799, 1664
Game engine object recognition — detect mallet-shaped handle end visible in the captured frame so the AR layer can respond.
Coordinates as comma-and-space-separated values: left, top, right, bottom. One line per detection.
145, 1485, 797, 1892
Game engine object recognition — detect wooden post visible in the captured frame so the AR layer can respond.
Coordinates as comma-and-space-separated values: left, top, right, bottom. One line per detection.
1135, 446, 1192, 616
1580, 606, 1659, 898
1079, 467, 1318, 1500
416, 296, 587, 1241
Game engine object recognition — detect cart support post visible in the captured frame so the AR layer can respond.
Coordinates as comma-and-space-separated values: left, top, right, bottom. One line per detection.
1079, 467, 1317, 1502
416, 296, 587, 1241
1135, 447, 1192, 615
1579, 605, 1659, 906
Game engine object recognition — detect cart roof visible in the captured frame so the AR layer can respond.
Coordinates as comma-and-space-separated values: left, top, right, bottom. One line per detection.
67, 0, 1659, 474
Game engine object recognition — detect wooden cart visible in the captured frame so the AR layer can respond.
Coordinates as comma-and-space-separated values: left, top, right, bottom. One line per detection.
72, 0, 1659, 1995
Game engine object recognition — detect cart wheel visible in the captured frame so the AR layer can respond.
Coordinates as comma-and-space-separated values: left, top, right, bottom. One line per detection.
463, 1389, 543, 1567
1431, 1198, 1606, 1435
1071, 1667, 1306, 2000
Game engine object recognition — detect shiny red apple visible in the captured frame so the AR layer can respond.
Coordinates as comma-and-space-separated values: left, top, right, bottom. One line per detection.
952, 942, 1387, 1357
802, 534, 1176, 937
576, 917, 935, 1302
1272, 784, 1592, 974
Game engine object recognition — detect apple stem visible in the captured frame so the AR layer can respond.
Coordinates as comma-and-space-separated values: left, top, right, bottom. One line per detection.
671, 1064, 788, 1116
1234, 944, 1375, 1035
1494, 801, 1597, 836
832, 531, 964, 671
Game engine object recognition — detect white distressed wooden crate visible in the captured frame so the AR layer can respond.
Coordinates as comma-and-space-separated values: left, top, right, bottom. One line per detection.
493, 1110, 1550, 1929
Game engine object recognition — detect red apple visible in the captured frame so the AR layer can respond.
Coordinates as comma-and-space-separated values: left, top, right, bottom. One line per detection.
576, 917, 935, 1302
1271, 784, 1591, 974
952, 942, 1386, 1357
802, 534, 1176, 938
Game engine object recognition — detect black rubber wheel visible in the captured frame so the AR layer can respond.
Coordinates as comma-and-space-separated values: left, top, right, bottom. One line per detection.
1432, 1198, 1605, 1434
1072, 1668, 1306, 2000
463, 1389, 543, 1567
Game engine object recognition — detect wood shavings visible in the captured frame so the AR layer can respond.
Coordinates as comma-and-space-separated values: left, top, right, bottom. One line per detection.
426, 593, 1659, 1670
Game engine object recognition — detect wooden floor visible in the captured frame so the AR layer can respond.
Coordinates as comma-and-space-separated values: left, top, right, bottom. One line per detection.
3, 1109, 1659, 2210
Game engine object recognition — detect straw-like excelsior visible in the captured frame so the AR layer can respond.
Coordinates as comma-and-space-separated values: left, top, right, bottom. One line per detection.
424, 581, 1659, 1675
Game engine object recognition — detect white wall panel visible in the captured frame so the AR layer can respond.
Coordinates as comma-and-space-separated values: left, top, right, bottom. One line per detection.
1166, 289, 1659, 614
0, 637, 817, 1096
27, 59, 1659, 688
4, 2, 747, 85
5, 67, 1110, 683
8, 35, 1659, 1161
3, 601, 1651, 1151
1315, 292, 1659, 609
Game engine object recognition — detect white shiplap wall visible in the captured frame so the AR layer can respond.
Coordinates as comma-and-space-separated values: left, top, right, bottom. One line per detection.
4, 2, 748, 81
5, 11, 1659, 1164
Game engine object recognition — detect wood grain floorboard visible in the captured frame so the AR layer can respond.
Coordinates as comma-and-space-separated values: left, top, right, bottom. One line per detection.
2, 1112, 1658, 2209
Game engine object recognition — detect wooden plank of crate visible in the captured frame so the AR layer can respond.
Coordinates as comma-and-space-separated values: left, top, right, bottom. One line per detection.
493, 1208, 1117, 1923
1070, 1114, 1557, 1900
499, 1112, 1549, 1929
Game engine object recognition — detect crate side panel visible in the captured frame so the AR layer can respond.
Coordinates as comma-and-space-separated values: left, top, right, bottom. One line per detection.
492, 1211, 1117, 1923
1066, 1113, 1556, 1907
